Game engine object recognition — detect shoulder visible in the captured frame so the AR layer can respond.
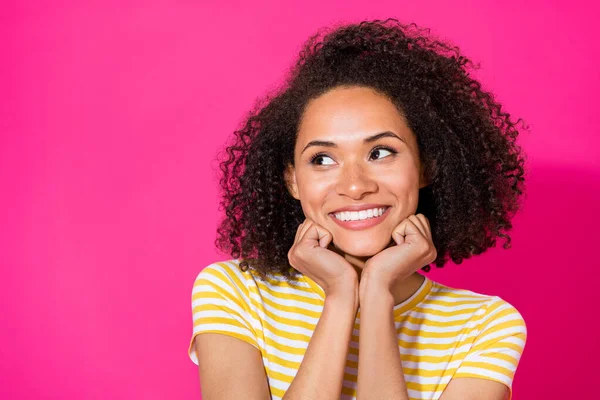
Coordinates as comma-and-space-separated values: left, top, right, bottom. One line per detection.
194, 259, 245, 279
188, 260, 263, 365
190, 259, 258, 302
191, 259, 299, 297
193, 259, 253, 287
478, 295, 527, 344
432, 281, 527, 338
423, 280, 496, 314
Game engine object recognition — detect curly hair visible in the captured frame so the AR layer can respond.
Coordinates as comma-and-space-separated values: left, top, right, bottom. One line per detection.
215, 18, 528, 281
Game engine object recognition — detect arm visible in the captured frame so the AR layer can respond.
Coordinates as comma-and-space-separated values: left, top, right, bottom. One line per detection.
283, 287, 358, 400
356, 275, 409, 400
355, 215, 518, 400
194, 334, 271, 400
356, 277, 511, 400
283, 218, 361, 399
194, 282, 358, 400
356, 213, 433, 400
190, 262, 271, 400
441, 298, 527, 400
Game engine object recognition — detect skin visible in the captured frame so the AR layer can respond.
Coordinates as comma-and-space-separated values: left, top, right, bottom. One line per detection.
284, 85, 430, 302
194, 85, 509, 400
283, 85, 509, 399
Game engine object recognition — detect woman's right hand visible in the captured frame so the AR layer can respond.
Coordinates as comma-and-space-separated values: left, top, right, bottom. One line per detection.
288, 218, 358, 300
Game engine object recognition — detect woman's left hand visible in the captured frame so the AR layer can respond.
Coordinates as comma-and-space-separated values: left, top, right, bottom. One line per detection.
361, 214, 437, 298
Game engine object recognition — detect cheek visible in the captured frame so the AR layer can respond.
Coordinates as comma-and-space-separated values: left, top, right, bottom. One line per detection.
380, 171, 421, 215
381, 169, 419, 193
297, 177, 330, 217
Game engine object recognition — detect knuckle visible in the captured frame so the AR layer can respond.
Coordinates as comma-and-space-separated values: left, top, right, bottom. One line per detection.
418, 241, 436, 259
288, 248, 297, 263
417, 238, 429, 252
429, 249, 438, 262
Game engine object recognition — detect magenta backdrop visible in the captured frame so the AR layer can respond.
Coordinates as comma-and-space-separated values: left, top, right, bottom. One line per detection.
2, 1, 598, 399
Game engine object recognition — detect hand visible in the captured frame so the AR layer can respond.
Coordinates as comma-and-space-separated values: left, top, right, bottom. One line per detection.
288, 218, 358, 300
361, 214, 437, 297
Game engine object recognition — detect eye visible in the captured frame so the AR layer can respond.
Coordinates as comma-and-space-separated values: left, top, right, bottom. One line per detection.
309, 152, 336, 166
369, 146, 397, 161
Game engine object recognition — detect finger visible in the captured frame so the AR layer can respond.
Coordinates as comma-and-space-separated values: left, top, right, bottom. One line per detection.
391, 219, 409, 245
294, 221, 306, 243
313, 225, 333, 248
415, 214, 436, 263
417, 213, 431, 231
394, 218, 425, 245
416, 214, 433, 241
295, 220, 311, 244
298, 219, 314, 243
302, 221, 333, 248
408, 214, 427, 238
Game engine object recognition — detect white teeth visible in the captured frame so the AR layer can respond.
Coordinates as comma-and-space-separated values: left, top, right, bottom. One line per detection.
333, 207, 388, 222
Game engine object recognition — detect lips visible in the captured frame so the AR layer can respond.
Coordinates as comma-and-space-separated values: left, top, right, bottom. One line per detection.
330, 203, 390, 214
329, 206, 391, 231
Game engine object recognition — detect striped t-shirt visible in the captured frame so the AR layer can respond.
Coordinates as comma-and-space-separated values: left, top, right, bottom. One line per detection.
188, 260, 527, 400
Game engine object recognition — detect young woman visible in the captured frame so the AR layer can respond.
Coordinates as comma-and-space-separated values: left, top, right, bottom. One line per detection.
188, 19, 527, 400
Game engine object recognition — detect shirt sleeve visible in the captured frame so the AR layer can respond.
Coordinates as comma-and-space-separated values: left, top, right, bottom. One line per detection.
453, 296, 527, 398
187, 261, 259, 365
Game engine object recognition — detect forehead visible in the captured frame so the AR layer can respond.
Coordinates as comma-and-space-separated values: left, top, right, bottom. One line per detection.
297, 86, 411, 143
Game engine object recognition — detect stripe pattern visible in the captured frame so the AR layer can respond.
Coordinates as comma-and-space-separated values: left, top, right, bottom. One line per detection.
189, 260, 527, 400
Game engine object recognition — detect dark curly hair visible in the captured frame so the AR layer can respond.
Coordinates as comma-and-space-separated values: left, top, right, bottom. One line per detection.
215, 18, 528, 281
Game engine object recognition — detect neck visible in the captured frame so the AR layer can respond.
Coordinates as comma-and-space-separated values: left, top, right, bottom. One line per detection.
343, 253, 369, 278
331, 244, 425, 307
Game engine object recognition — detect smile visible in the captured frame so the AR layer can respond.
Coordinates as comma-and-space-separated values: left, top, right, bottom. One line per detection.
333, 207, 389, 221
329, 207, 391, 230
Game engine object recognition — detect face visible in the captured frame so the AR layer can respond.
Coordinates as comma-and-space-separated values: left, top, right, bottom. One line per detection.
285, 86, 428, 257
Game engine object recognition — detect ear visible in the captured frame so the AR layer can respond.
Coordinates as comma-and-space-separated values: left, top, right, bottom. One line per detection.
419, 173, 429, 189
284, 164, 300, 200
419, 159, 435, 189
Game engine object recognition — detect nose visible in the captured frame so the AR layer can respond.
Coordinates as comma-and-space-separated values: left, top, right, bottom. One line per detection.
335, 161, 378, 199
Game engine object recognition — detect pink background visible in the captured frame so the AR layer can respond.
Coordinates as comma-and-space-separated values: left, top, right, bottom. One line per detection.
2, 1, 598, 399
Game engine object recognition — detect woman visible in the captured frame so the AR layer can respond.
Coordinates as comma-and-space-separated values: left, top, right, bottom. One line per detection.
188, 19, 527, 400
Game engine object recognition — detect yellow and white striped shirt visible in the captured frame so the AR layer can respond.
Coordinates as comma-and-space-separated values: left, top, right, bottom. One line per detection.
188, 260, 527, 400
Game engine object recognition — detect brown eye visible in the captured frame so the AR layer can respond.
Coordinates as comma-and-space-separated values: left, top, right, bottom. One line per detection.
370, 146, 396, 161
309, 153, 335, 165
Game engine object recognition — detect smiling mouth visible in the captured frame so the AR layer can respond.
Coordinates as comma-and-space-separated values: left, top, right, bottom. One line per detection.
330, 206, 390, 222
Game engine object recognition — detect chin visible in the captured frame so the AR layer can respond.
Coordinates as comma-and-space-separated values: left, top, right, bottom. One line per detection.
333, 236, 391, 257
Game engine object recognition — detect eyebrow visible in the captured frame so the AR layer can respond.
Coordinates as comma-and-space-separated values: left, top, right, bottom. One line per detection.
300, 131, 406, 155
